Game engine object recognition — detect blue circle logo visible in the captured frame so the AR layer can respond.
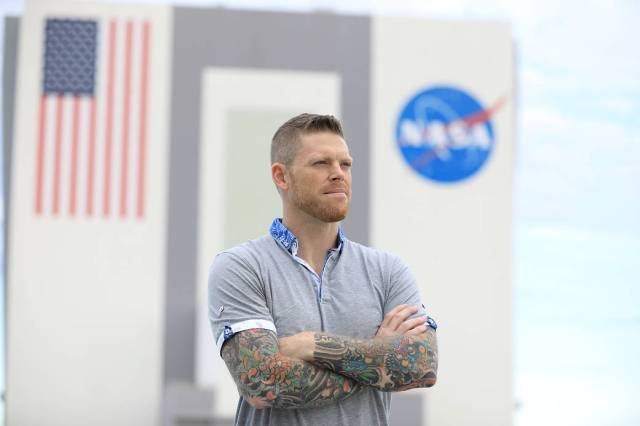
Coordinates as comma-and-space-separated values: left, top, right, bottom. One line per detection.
396, 86, 502, 183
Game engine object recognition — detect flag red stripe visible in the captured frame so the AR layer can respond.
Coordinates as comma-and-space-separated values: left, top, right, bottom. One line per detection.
86, 98, 97, 216
35, 96, 47, 215
137, 21, 150, 219
69, 96, 80, 216
103, 19, 117, 217
52, 96, 64, 215
120, 21, 133, 218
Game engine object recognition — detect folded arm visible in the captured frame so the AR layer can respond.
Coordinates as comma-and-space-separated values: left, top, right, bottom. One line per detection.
281, 327, 438, 392
221, 328, 363, 409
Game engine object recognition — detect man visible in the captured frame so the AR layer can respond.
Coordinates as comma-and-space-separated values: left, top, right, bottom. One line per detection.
208, 113, 438, 426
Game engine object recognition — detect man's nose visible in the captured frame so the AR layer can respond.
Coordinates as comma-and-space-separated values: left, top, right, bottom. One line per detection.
330, 163, 345, 181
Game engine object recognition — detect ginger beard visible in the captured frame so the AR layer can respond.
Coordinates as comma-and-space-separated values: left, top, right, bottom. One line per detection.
288, 172, 351, 223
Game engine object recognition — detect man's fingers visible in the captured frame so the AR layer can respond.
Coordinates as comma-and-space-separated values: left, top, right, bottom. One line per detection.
380, 304, 407, 328
397, 315, 427, 334
405, 324, 428, 336
386, 305, 419, 331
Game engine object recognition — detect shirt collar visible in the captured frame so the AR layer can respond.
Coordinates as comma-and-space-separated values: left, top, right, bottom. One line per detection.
270, 218, 345, 256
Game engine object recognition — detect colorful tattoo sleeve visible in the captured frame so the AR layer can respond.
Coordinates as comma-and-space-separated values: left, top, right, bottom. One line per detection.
221, 328, 362, 409
310, 328, 438, 392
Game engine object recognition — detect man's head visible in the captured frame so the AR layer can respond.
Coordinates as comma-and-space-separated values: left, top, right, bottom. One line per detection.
271, 113, 352, 223
271, 113, 345, 165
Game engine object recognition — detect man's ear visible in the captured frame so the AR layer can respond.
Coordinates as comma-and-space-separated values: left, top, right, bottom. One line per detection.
271, 163, 289, 192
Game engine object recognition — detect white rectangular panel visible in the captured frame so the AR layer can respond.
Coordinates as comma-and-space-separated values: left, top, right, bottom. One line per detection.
7, 1, 173, 425
372, 17, 515, 426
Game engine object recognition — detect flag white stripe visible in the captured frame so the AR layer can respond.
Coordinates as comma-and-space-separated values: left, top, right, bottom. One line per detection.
43, 95, 56, 215
76, 96, 90, 217
129, 22, 142, 218
59, 95, 73, 216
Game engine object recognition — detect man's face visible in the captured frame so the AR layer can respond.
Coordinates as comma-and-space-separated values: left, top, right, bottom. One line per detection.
286, 131, 353, 223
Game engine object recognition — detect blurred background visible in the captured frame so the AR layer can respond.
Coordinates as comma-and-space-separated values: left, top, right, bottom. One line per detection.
1, 0, 639, 425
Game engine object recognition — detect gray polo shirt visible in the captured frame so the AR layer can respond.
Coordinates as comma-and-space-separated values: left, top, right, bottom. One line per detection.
208, 219, 428, 426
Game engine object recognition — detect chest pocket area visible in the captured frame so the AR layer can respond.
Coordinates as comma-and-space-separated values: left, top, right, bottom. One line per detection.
271, 302, 322, 337
325, 290, 384, 338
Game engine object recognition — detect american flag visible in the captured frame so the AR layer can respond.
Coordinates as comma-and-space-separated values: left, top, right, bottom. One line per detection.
34, 18, 151, 219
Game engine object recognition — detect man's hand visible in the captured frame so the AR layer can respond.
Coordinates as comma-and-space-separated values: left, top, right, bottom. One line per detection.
279, 331, 315, 361
278, 304, 438, 393
376, 304, 427, 337
280, 304, 428, 361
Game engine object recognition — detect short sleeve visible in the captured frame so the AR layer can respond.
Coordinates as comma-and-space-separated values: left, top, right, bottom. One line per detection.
208, 252, 276, 355
384, 254, 429, 320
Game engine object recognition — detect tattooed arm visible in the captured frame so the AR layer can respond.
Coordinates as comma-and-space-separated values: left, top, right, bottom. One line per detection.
280, 328, 438, 392
221, 328, 363, 409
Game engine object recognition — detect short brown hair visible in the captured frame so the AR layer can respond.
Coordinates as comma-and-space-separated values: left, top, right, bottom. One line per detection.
271, 113, 344, 165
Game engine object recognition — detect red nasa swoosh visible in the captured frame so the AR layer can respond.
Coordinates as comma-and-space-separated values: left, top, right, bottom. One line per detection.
413, 95, 507, 168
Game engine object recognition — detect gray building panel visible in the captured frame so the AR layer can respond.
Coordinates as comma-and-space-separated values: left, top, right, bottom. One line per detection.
165, 8, 371, 383
3, 18, 19, 373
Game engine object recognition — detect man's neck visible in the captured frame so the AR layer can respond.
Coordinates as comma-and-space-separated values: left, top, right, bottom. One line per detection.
282, 214, 340, 275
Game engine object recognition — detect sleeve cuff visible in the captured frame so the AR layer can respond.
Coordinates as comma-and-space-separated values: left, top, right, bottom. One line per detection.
216, 319, 277, 355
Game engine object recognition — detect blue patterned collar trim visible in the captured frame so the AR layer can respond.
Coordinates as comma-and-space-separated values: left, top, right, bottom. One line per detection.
337, 225, 345, 246
270, 218, 345, 255
270, 218, 297, 254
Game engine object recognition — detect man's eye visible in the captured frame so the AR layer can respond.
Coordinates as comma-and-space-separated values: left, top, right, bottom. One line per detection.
314, 161, 328, 166
342, 162, 352, 168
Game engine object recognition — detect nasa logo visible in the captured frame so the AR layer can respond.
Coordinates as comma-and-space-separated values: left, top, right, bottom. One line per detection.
396, 86, 505, 183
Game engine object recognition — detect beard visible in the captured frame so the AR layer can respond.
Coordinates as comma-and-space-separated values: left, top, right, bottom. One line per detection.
289, 178, 350, 223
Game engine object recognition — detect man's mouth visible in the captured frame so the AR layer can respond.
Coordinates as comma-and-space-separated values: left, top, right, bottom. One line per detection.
324, 189, 348, 195
323, 189, 349, 200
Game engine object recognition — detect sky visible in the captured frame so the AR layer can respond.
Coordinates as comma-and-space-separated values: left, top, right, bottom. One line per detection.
0, 0, 639, 425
